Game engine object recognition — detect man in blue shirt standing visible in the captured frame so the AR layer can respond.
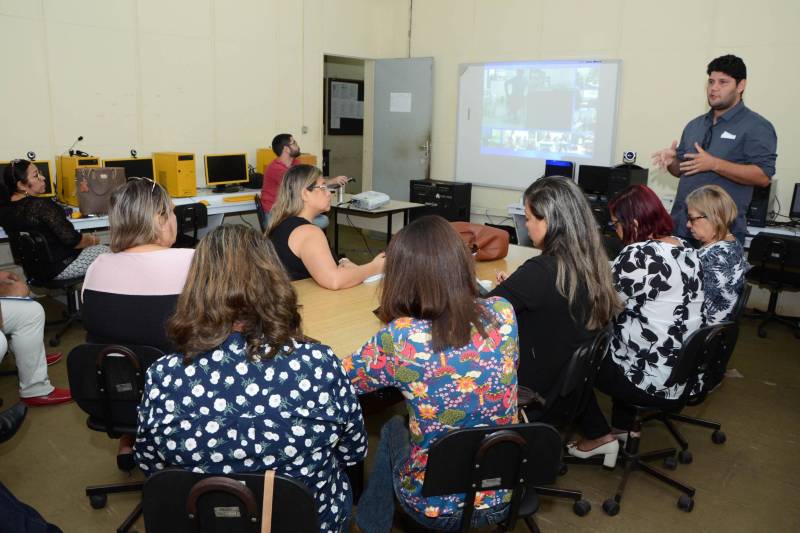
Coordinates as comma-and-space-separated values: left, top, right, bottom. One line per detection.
652, 55, 777, 244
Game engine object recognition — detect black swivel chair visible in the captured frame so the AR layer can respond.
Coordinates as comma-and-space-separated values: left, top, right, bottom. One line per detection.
173, 203, 208, 248
642, 284, 751, 460
67, 343, 165, 533
568, 323, 736, 516
516, 328, 611, 516
6, 229, 84, 346
255, 193, 268, 232
400, 423, 563, 533
745, 232, 800, 338
142, 469, 318, 533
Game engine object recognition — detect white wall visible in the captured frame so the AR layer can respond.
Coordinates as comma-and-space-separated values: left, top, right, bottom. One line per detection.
0, 0, 410, 183
410, 0, 800, 223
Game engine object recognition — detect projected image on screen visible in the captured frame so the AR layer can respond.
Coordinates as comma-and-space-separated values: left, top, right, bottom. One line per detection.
456, 60, 620, 190
481, 65, 600, 160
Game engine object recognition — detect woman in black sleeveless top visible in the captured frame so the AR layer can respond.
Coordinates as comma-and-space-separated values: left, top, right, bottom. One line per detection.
266, 165, 384, 288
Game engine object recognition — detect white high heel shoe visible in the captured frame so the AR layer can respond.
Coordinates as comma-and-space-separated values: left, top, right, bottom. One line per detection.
567, 439, 620, 469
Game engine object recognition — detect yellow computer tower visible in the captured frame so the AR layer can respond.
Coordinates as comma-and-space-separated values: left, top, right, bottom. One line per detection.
56, 155, 101, 206
256, 148, 317, 175
153, 152, 197, 197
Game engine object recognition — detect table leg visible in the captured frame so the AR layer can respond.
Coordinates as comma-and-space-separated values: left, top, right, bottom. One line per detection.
334, 208, 340, 257
386, 213, 393, 247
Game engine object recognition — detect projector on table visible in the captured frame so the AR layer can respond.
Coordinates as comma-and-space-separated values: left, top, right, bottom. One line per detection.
351, 191, 390, 210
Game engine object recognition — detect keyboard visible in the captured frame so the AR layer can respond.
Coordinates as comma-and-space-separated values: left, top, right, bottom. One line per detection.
222, 194, 256, 203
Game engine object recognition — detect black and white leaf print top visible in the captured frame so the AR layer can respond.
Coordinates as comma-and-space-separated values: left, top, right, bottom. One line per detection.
698, 239, 748, 324
609, 239, 705, 399
134, 333, 367, 533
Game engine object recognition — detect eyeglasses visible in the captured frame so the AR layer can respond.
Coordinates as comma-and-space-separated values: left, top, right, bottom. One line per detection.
306, 184, 332, 193
687, 214, 707, 224
129, 176, 157, 192
607, 219, 622, 230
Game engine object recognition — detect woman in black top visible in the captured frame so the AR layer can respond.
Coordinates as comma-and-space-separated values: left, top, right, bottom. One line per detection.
0, 159, 107, 280
266, 164, 384, 288
490, 176, 620, 410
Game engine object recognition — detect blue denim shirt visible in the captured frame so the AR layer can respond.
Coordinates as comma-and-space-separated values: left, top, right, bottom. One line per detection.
671, 101, 777, 239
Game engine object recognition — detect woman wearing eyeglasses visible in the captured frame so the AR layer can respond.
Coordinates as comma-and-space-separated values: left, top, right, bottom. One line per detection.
266, 164, 384, 289
81, 178, 193, 470
568, 184, 705, 464
0, 159, 107, 281
686, 185, 748, 325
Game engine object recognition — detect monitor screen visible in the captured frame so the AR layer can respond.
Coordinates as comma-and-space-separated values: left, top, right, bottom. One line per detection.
204, 154, 248, 185
103, 158, 155, 180
791, 182, 800, 219
0, 160, 54, 197
577, 164, 611, 193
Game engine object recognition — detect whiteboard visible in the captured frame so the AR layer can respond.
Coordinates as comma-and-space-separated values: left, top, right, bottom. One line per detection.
455, 59, 621, 190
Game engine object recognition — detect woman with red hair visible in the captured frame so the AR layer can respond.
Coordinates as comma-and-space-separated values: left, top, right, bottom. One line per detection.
568, 185, 706, 465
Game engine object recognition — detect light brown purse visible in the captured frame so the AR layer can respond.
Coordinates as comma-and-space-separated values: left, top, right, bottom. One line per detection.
451, 221, 510, 261
76, 167, 126, 215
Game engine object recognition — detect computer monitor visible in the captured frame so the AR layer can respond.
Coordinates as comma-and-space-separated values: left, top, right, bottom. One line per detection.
577, 164, 612, 194
103, 157, 155, 180
790, 182, 800, 220
544, 159, 574, 179
204, 153, 248, 192
0, 159, 55, 197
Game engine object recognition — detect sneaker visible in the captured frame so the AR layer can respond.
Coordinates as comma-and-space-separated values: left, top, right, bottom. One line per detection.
45, 352, 63, 366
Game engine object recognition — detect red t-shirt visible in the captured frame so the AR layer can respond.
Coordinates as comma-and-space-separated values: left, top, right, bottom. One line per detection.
260, 158, 299, 212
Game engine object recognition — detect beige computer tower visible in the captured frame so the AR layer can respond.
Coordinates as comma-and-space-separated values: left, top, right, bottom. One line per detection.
256, 148, 317, 175
57, 155, 101, 206
153, 152, 197, 197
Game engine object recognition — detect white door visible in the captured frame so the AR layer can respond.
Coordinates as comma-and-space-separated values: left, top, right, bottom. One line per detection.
371, 58, 433, 201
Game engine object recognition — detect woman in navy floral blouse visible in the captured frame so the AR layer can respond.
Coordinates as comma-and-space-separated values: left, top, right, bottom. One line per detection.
134, 225, 366, 533
344, 216, 519, 532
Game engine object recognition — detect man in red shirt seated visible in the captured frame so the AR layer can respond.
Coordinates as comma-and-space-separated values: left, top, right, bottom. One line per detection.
260, 133, 349, 228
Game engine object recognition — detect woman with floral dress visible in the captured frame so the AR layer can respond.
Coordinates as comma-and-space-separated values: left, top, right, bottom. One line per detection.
344, 215, 519, 532
134, 225, 366, 533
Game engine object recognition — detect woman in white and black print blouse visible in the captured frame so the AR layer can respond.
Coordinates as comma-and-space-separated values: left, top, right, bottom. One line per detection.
567, 185, 706, 467
134, 225, 367, 533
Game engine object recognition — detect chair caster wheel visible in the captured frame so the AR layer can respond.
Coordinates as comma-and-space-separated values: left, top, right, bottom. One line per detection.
663, 455, 678, 470
677, 495, 694, 512
558, 463, 568, 476
89, 494, 107, 509
678, 450, 693, 464
757, 327, 767, 338
602, 498, 620, 516
711, 430, 727, 444
573, 499, 591, 516
49, 338, 60, 347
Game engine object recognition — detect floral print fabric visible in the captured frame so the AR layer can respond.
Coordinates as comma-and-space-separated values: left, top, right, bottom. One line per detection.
343, 297, 519, 519
610, 240, 706, 400
698, 239, 748, 324
134, 333, 367, 533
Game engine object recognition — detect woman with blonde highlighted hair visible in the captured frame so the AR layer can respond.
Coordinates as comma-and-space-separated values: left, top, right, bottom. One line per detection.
135, 225, 366, 533
686, 184, 748, 324
266, 164, 384, 288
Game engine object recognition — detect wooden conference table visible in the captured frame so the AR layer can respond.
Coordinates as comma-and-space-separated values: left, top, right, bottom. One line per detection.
293, 244, 540, 358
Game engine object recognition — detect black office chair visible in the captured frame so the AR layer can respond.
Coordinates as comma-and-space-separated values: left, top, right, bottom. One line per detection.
67, 343, 165, 533
255, 193, 268, 232
6, 229, 84, 346
516, 328, 611, 516
569, 324, 735, 515
173, 203, 208, 248
745, 232, 800, 338
400, 423, 563, 533
643, 284, 751, 459
142, 469, 318, 533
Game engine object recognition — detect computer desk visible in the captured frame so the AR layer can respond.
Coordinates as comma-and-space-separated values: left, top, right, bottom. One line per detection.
0, 189, 258, 240
329, 193, 425, 257
293, 243, 539, 358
